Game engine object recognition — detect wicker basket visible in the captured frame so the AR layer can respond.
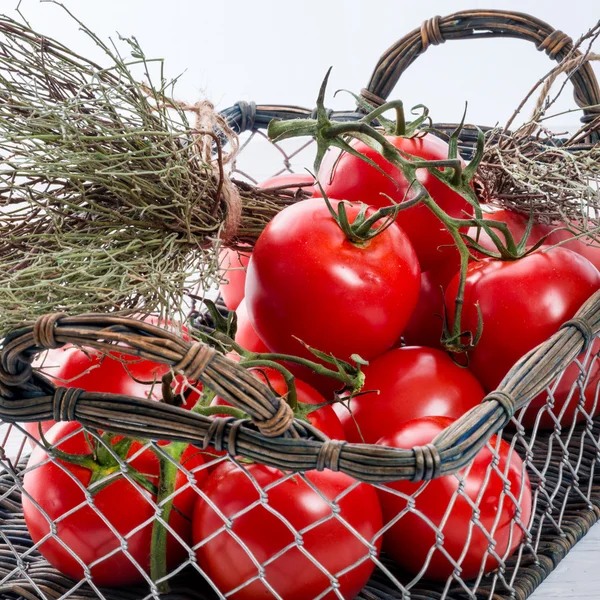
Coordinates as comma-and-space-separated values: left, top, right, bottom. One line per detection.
1, 8, 600, 600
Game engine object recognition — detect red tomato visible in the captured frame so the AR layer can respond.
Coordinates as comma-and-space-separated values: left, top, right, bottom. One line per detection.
377, 416, 532, 581
219, 248, 251, 311
316, 135, 470, 272
212, 367, 345, 440
337, 347, 484, 443
193, 462, 382, 599
26, 317, 194, 444
565, 233, 600, 272
260, 172, 316, 193
234, 298, 269, 353
403, 263, 458, 349
246, 198, 420, 371
23, 421, 206, 586
27, 348, 170, 445
445, 247, 600, 428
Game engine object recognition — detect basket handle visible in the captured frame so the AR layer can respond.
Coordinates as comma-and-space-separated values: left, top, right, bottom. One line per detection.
361, 10, 600, 128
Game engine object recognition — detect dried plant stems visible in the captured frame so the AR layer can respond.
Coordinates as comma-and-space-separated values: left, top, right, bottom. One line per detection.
477, 24, 600, 233
0, 10, 303, 336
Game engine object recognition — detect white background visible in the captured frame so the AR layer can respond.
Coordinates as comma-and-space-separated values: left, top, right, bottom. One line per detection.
12, 0, 600, 134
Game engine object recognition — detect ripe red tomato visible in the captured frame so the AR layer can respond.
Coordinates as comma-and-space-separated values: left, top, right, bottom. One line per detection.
219, 248, 251, 311
246, 198, 420, 370
26, 345, 172, 444
445, 247, 600, 428
316, 135, 470, 272
193, 461, 382, 599
234, 298, 269, 353
212, 366, 345, 440
377, 416, 532, 581
564, 232, 600, 272
27, 317, 193, 444
403, 262, 458, 349
338, 347, 484, 443
260, 172, 316, 193
23, 421, 206, 586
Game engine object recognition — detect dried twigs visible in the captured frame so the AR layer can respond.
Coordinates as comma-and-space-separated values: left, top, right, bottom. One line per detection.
0, 9, 305, 336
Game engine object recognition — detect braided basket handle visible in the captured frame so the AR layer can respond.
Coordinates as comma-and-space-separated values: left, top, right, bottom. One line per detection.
361, 10, 600, 128
1, 296, 600, 482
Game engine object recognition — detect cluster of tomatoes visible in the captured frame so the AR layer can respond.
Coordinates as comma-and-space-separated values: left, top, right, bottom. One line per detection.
20, 128, 600, 598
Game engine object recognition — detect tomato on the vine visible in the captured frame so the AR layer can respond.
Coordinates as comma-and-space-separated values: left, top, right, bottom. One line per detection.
315, 134, 470, 272
376, 416, 532, 581
466, 209, 568, 258
445, 247, 600, 428
467, 209, 600, 272
245, 198, 420, 375
338, 347, 484, 443
193, 461, 382, 599
23, 421, 206, 586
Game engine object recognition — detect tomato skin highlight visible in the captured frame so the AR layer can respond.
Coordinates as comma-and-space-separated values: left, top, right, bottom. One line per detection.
445, 247, 600, 428
246, 198, 420, 370
316, 135, 470, 272
193, 462, 382, 599
338, 347, 484, 443
376, 416, 532, 581
22, 422, 205, 586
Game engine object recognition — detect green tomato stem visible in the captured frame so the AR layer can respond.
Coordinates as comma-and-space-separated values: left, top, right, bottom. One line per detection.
214, 332, 362, 392
193, 404, 248, 419
239, 359, 299, 410
150, 441, 187, 593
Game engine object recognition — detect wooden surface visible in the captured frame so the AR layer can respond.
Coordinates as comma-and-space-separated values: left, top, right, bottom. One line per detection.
529, 522, 600, 599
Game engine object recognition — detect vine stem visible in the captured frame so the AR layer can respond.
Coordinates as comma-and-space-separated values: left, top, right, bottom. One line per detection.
194, 404, 248, 419
150, 441, 187, 593
266, 83, 525, 352
239, 359, 299, 409
213, 331, 364, 392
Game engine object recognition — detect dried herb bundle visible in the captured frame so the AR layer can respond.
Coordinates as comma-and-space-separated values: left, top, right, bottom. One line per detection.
0, 10, 302, 335
476, 31, 600, 237
478, 128, 600, 235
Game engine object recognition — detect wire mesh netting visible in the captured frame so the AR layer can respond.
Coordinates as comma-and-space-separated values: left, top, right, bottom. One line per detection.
1, 129, 600, 600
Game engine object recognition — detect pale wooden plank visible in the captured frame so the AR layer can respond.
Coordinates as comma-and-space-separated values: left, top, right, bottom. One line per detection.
529, 523, 600, 598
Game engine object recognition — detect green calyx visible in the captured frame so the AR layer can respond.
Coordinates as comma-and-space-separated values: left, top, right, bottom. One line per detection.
40, 427, 158, 495
463, 206, 551, 261
316, 181, 402, 245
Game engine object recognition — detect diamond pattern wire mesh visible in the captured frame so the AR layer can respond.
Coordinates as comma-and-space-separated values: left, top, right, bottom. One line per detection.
0, 129, 600, 600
